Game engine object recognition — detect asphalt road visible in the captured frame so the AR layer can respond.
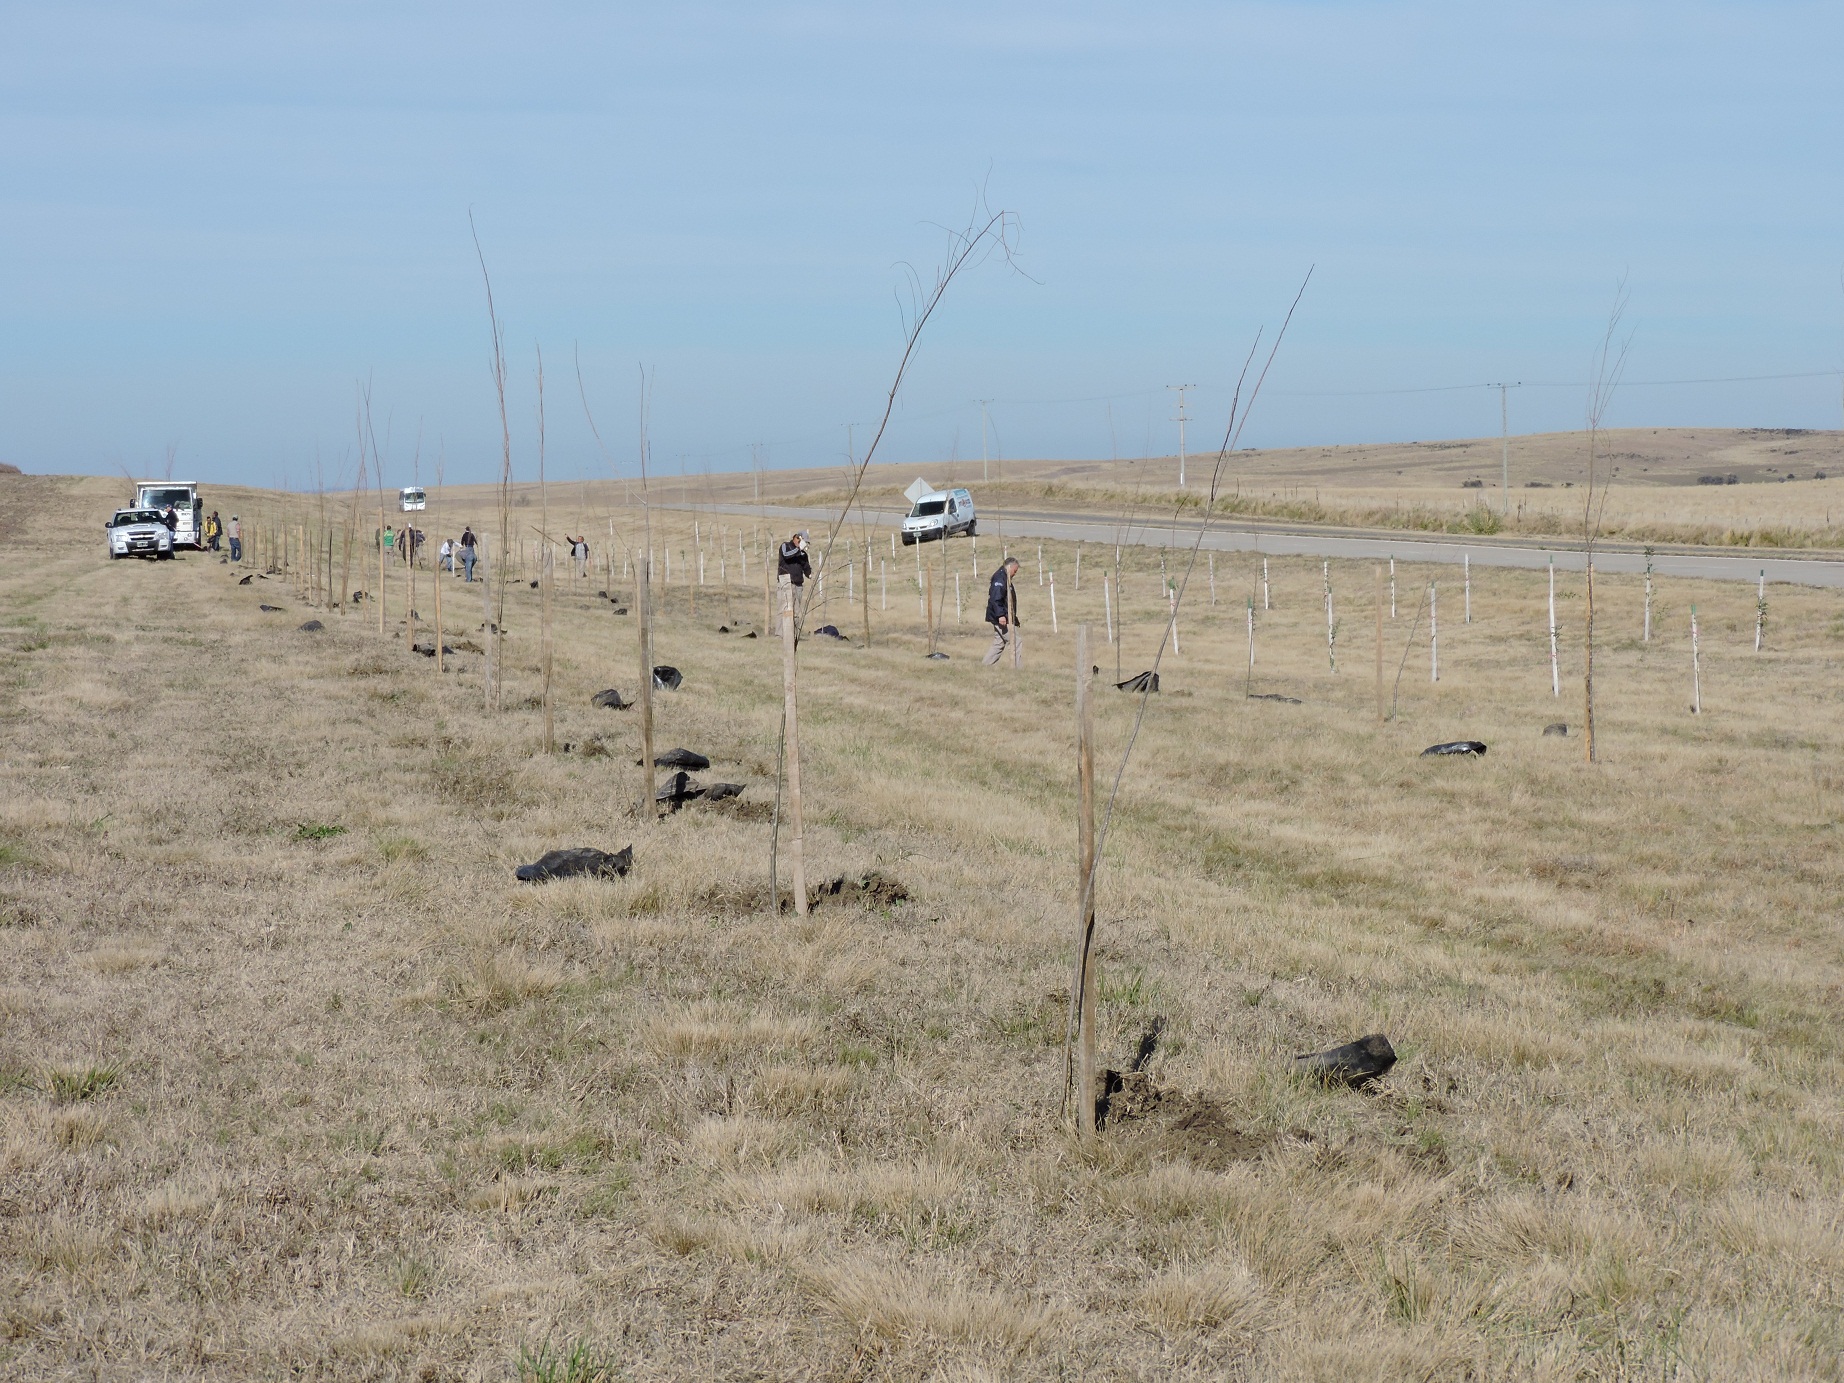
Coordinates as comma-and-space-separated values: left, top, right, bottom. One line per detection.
682, 502, 1844, 589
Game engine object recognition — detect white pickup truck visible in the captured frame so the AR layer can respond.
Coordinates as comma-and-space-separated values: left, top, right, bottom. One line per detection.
133, 481, 203, 549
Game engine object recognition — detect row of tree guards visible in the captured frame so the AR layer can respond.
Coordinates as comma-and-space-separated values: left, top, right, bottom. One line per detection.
243, 508, 1779, 713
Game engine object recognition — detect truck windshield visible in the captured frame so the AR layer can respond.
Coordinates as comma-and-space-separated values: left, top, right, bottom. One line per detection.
911, 499, 947, 517
141, 489, 193, 509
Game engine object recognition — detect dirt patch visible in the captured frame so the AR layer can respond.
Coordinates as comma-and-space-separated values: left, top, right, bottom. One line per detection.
1098, 1070, 1272, 1169
807, 871, 909, 911
698, 795, 773, 822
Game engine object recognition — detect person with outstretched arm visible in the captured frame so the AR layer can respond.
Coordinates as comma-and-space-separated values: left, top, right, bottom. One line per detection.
982, 556, 1020, 666
777, 530, 812, 586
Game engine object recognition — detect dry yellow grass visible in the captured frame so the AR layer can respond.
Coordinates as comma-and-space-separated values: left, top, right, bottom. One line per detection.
3, 471, 1843, 1379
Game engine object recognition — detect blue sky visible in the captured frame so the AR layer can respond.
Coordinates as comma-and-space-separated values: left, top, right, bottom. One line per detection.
2, 2, 1840, 488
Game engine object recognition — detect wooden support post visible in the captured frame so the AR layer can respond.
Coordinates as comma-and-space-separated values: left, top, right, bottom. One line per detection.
862, 552, 871, 646
926, 563, 936, 655
406, 533, 417, 656
1009, 567, 1021, 669
432, 536, 444, 674
377, 507, 387, 637
1073, 623, 1097, 1142
780, 575, 808, 915
1548, 557, 1560, 698
1375, 564, 1384, 723
1690, 604, 1702, 714
1430, 583, 1438, 682
762, 544, 773, 632
638, 555, 655, 814
541, 549, 555, 753
481, 536, 495, 710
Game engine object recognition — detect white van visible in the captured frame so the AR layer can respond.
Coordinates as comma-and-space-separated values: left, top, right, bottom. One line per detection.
399, 487, 427, 512
900, 487, 976, 545
133, 481, 202, 549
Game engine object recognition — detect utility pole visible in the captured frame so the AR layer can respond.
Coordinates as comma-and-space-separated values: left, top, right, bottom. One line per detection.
1488, 382, 1521, 514
977, 400, 993, 483
1167, 384, 1195, 488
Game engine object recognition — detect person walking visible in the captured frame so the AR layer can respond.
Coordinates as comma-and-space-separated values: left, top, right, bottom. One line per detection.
439, 537, 453, 574
982, 556, 1020, 666
204, 510, 222, 551
459, 526, 477, 582
227, 515, 242, 563
571, 534, 589, 578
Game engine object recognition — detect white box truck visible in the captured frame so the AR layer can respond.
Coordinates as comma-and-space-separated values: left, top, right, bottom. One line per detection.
133, 481, 203, 549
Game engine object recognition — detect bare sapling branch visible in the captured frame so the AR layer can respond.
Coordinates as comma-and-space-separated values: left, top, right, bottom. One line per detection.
1582, 278, 1632, 765
469, 210, 515, 712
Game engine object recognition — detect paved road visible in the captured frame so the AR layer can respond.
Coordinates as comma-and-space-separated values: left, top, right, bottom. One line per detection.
681, 502, 1844, 589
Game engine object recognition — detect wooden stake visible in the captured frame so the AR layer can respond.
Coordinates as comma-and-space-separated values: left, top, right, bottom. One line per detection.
1755, 569, 1766, 652
1463, 553, 1471, 624
1584, 560, 1598, 762
1247, 598, 1256, 689
1644, 549, 1654, 642
432, 533, 444, 674
1009, 568, 1021, 669
1262, 557, 1270, 610
1050, 573, 1059, 634
1691, 604, 1702, 714
1208, 552, 1215, 605
1103, 573, 1113, 645
480, 535, 494, 711
1375, 563, 1384, 723
779, 575, 808, 915
406, 530, 417, 657
761, 540, 774, 631
638, 554, 655, 816
541, 549, 554, 753
1430, 583, 1438, 682
926, 563, 936, 654
1548, 557, 1560, 697
1073, 623, 1096, 1142
1323, 559, 1335, 672
1389, 556, 1396, 620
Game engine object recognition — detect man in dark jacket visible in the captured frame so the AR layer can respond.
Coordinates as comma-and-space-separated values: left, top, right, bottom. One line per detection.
777, 531, 812, 586
982, 556, 1020, 665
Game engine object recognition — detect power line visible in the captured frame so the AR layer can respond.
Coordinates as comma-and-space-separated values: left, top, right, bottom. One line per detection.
1271, 369, 1842, 398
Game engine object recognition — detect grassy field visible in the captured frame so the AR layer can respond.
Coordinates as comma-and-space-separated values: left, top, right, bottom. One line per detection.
4, 472, 1844, 1381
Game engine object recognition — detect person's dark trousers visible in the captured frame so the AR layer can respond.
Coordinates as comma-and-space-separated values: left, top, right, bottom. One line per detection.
229, 538, 242, 561
462, 552, 476, 581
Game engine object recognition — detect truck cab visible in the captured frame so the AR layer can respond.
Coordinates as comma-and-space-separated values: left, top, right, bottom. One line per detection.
133, 481, 203, 549
901, 487, 977, 545
399, 487, 427, 512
